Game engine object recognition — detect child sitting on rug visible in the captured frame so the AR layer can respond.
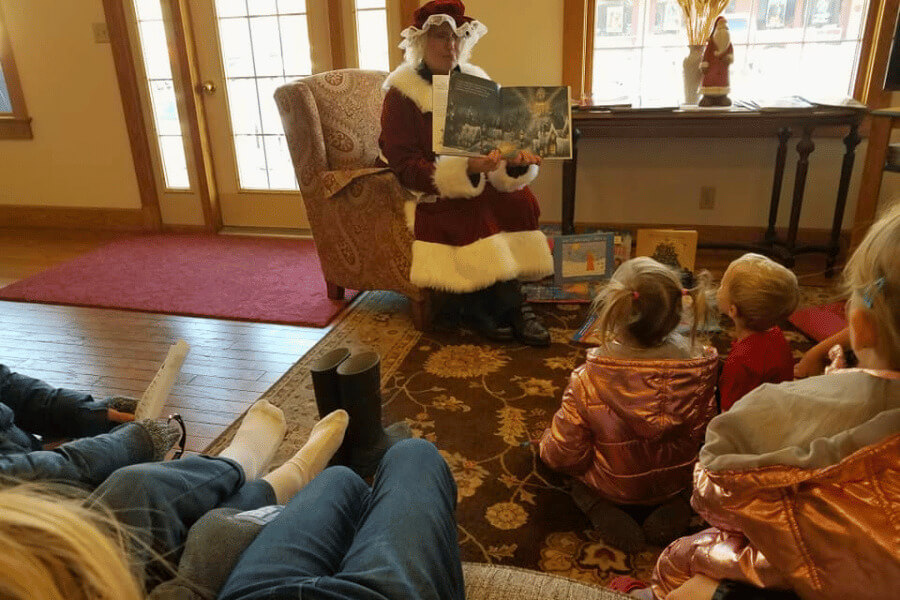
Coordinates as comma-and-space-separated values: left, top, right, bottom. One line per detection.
539, 257, 719, 552
716, 253, 800, 411
618, 201, 900, 600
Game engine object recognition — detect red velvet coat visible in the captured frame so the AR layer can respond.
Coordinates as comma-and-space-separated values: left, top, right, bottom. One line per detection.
378, 62, 553, 293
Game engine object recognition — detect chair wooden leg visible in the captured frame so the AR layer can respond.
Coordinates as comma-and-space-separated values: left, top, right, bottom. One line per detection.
326, 282, 345, 300
410, 295, 432, 331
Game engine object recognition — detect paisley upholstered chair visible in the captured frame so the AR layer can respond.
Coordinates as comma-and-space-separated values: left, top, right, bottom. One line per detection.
274, 69, 430, 329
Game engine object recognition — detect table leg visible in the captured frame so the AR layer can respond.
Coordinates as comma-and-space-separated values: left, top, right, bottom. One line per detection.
765, 127, 792, 243
826, 120, 862, 277
786, 127, 815, 266
561, 128, 581, 235
850, 115, 892, 251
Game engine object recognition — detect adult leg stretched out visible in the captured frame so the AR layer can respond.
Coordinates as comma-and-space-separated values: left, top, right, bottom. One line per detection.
92, 400, 347, 570
219, 438, 465, 600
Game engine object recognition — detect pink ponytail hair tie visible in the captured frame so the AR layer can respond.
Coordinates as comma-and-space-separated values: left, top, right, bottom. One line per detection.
632, 291, 639, 300
681, 289, 690, 296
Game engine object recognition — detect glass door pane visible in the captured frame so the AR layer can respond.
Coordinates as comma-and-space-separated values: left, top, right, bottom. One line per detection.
132, 0, 190, 189
214, 0, 312, 190
355, 0, 389, 71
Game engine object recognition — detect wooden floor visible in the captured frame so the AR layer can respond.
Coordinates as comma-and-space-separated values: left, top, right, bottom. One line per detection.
0, 228, 330, 452
0, 228, 842, 452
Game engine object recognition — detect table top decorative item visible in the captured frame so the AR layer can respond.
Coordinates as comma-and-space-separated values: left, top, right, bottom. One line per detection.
676, 0, 731, 105
675, 0, 731, 47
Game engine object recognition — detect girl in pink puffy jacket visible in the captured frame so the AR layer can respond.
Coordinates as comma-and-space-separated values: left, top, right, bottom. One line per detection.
539, 257, 719, 553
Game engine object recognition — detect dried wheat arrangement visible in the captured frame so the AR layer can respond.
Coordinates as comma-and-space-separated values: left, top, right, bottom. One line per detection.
676, 0, 731, 45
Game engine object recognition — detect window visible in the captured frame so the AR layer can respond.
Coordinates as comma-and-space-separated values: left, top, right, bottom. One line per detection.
132, 0, 190, 189
0, 63, 12, 113
0, 1, 32, 139
355, 0, 390, 71
214, 0, 311, 190
588, 0, 872, 102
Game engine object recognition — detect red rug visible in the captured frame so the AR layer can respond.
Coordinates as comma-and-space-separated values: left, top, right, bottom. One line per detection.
0, 234, 356, 327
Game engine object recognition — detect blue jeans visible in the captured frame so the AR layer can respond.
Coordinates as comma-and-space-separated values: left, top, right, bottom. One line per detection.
92, 455, 276, 567
219, 438, 465, 600
0, 422, 156, 486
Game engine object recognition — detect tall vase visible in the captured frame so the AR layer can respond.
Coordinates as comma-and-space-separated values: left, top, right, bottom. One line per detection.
683, 45, 704, 105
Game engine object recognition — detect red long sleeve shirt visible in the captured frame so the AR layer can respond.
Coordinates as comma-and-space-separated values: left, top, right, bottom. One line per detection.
719, 326, 794, 411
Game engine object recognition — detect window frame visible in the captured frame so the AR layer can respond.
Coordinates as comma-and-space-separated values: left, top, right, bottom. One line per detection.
327, 0, 402, 72
0, 1, 32, 139
563, 0, 897, 109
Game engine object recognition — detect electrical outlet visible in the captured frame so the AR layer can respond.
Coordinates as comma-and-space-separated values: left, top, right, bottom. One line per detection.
92, 22, 110, 44
700, 186, 715, 210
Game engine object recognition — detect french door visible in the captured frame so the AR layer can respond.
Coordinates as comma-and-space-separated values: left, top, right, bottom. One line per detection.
129, 0, 398, 230
190, 0, 334, 228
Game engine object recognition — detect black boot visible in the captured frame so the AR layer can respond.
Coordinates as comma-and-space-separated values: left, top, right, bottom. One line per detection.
310, 347, 351, 417
509, 303, 550, 346
460, 286, 513, 342
310, 347, 351, 463
337, 351, 411, 478
493, 280, 549, 346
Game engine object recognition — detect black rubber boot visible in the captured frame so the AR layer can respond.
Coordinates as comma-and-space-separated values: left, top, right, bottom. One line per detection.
310, 347, 351, 417
310, 347, 352, 464
337, 351, 411, 478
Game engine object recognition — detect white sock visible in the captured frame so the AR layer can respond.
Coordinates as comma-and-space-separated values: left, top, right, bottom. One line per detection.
263, 409, 349, 504
218, 400, 286, 480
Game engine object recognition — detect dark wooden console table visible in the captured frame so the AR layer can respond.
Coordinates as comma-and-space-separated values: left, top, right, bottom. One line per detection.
562, 106, 867, 276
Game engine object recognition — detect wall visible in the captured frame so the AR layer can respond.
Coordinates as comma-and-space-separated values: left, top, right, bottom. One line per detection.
464, 0, 897, 231
0, 0, 140, 210
0, 0, 895, 228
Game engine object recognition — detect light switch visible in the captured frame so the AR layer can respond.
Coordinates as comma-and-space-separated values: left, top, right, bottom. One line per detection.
93, 22, 110, 44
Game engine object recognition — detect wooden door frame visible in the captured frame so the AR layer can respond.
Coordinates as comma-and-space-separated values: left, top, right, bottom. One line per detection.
102, 0, 163, 231
104, 0, 220, 233
162, 0, 221, 232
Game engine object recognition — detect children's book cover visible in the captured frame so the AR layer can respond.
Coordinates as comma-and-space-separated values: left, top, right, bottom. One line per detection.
635, 229, 698, 272
552, 232, 616, 284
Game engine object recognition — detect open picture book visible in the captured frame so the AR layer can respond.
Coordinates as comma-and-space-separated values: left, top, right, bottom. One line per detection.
433, 72, 572, 159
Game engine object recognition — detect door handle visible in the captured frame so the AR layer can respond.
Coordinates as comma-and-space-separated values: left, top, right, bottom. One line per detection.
198, 81, 217, 95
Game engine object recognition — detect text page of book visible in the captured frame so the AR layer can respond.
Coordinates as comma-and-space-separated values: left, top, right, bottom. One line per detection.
432, 75, 450, 155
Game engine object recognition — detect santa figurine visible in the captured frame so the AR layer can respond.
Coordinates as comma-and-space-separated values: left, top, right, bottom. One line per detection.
699, 16, 734, 107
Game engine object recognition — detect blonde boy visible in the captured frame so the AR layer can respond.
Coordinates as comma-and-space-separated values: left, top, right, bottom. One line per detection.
716, 253, 800, 410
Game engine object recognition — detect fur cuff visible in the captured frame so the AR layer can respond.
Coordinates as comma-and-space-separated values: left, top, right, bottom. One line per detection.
487, 161, 539, 192
433, 155, 485, 199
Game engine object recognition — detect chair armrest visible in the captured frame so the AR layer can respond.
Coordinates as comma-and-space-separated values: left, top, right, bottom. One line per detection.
322, 167, 391, 199
328, 170, 417, 219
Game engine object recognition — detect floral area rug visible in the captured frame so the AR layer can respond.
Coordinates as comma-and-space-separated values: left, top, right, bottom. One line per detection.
205, 285, 840, 586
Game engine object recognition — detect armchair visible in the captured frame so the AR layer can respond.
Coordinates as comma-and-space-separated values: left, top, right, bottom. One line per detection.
274, 69, 430, 329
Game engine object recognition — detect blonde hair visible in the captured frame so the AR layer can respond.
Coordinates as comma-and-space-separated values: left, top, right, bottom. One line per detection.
0, 482, 144, 600
843, 201, 900, 369
592, 256, 713, 347
722, 253, 800, 331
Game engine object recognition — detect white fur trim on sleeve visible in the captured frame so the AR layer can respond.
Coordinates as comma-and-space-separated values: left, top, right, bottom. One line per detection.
487, 161, 539, 192
433, 155, 485, 199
